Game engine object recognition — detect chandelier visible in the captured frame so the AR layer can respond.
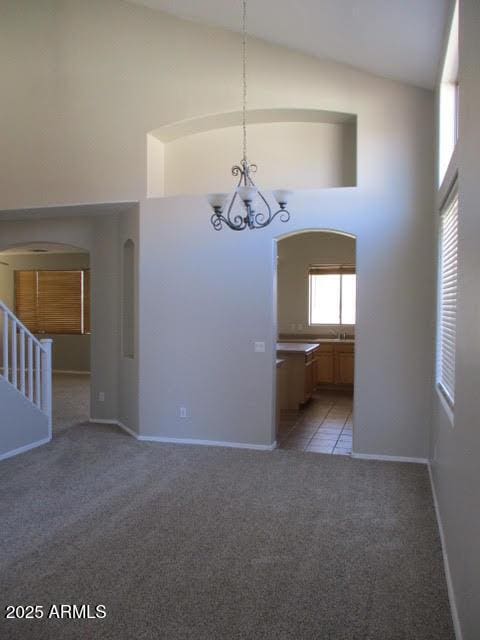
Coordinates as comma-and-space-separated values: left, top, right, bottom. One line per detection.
208, 0, 292, 231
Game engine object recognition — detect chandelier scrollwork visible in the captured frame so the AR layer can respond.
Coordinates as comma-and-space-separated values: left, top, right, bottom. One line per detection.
207, 0, 292, 231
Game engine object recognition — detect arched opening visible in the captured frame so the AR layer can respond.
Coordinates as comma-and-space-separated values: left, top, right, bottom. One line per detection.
0, 241, 91, 433
274, 229, 357, 455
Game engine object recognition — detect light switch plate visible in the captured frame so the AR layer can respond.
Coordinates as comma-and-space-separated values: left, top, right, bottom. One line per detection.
254, 341, 266, 353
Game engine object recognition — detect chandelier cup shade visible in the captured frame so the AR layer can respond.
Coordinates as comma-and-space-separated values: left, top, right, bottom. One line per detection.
207, 0, 292, 231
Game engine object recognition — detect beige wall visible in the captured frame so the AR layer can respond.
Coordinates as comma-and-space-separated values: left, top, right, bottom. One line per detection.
430, 2, 480, 638
0, 252, 90, 372
0, 376, 49, 459
277, 232, 356, 335
1, 1, 434, 458
0, 209, 139, 431
163, 121, 356, 196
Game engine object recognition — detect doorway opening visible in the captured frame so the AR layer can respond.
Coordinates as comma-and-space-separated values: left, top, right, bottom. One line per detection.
274, 230, 356, 455
0, 242, 91, 434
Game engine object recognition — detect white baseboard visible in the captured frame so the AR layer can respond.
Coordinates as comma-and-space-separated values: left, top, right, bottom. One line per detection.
0, 436, 51, 462
89, 418, 276, 451
351, 452, 429, 464
428, 464, 463, 640
137, 434, 277, 451
53, 370, 91, 375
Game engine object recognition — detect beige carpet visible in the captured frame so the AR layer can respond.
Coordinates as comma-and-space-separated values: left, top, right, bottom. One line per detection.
52, 372, 90, 433
0, 418, 454, 640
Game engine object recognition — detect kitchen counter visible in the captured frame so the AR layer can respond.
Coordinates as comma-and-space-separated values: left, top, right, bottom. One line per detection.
278, 337, 355, 344
276, 342, 319, 354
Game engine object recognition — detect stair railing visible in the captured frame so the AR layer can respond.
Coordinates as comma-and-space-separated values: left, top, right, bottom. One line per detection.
0, 300, 52, 435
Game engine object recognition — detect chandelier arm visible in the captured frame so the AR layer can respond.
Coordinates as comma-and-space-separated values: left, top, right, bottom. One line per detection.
254, 207, 291, 229
251, 189, 272, 227
207, 0, 292, 231
211, 211, 248, 231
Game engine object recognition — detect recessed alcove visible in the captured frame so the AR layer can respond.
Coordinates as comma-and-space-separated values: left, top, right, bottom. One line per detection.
147, 109, 357, 198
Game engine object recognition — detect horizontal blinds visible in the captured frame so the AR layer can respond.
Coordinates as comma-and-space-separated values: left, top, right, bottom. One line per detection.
37, 271, 82, 334
437, 192, 458, 406
15, 269, 88, 335
83, 270, 91, 334
14, 271, 38, 332
309, 265, 355, 275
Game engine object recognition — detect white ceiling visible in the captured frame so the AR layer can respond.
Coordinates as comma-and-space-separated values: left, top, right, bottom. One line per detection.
128, 0, 450, 89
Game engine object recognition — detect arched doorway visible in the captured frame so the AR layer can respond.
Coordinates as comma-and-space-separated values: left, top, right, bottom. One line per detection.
0, 241, 91, 434
274, 230, 356, 455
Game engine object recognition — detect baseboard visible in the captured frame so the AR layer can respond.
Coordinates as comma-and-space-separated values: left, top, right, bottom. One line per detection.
428, 464, 463, 640
89, 418, 276, 451
137, 434, 277, 451
0, 436, 51, 462
351, 452, 429, 464
89, 418, 140, 439
53, 369, 91, 375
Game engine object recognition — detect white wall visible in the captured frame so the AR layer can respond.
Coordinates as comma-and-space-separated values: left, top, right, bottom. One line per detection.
0, 252, 91, 372
1, 1, 435, 458
163, 121, 356, 196
277, 231, 356, 335
0, 376, 50, 460
430, 2, 480, 638
118, 208, 139, 434
0, 212, 139, 429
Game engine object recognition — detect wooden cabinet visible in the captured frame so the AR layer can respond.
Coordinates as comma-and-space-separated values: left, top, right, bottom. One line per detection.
335, 345, 354, 384
304, 352, 316, 399
314, 342, 354, 387
315, 344, 335, 384
276, 344, 319, 410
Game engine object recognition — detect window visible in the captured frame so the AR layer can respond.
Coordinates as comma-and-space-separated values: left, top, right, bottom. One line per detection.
309, 266, 356, 325
14, 270, 90, 335
437, 188, 458, 407
439, 1, 459, 185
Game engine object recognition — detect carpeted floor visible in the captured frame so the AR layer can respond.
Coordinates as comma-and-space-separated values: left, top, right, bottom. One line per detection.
0, 414, 454, 640
52, 373, 90, 433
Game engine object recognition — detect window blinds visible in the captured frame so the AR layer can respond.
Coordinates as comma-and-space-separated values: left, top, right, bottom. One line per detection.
437, 191, 459, 406
14, 270, 90, 335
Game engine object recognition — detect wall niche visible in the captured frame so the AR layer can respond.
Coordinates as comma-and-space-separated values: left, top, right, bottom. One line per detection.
147, 108, 357, 198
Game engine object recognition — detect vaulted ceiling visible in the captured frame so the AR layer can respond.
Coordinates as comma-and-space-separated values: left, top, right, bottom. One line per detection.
127, 0, 450, 89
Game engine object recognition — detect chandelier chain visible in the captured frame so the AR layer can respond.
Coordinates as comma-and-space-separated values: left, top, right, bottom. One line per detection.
242, 0, 247, 164
207, 0, 291, 230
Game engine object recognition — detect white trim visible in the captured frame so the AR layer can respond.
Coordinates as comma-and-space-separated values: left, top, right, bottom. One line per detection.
428, 464, 463, 640
53, 369, 91, 375
89, 418, 139, 439
0, 436, 51, 462
351, 452, 428, 464
89, 419, 277, 451
137, 435, 277, 451
116, 420, 139, 439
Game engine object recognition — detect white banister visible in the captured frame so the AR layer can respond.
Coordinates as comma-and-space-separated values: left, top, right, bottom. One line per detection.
28, 335, 34, 401
0, 300, 53, 429
41, 339, 53, 436
3, 309, 8, 383
19, 329, 25, 394
11, 319, 17, 389
35, 343, 41, 408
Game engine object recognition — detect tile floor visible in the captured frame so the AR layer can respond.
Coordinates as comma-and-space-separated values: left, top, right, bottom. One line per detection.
277, 389, 353, 455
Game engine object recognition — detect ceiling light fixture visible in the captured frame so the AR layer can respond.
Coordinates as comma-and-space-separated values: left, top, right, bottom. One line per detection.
208, 0, 292, 231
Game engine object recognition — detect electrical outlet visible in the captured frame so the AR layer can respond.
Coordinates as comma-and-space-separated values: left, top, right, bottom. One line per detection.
98, 392, 105, 402
179, 407, 187, 418
254, 341, 266, 353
